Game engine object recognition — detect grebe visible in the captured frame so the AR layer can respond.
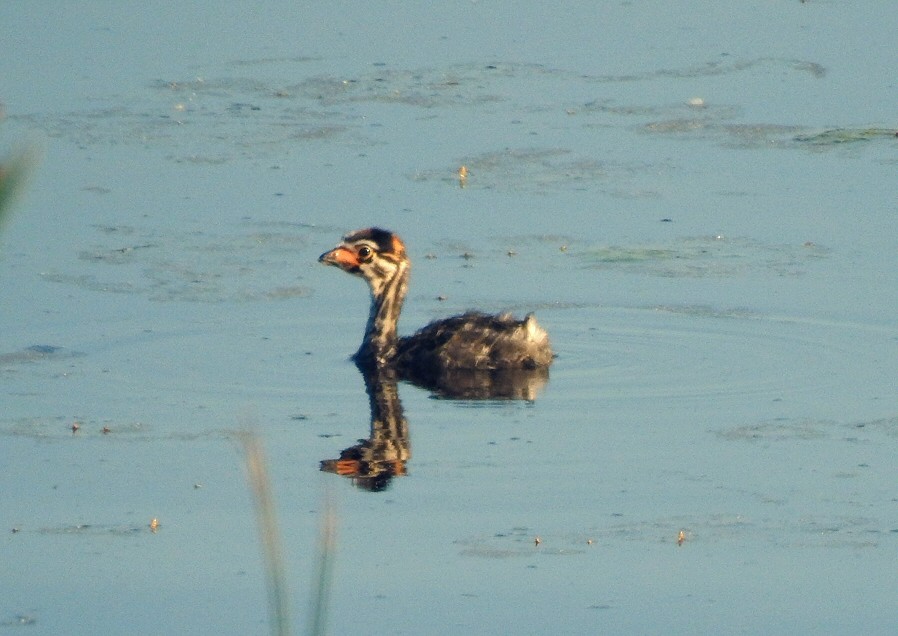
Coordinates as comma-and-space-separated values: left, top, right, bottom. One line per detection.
319, 228, 554, 375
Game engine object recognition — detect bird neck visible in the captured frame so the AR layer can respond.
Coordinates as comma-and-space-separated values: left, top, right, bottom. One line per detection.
359, 260, 409, 365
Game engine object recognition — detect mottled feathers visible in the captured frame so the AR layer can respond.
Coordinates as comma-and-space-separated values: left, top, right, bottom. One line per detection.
320, 228, 554, 380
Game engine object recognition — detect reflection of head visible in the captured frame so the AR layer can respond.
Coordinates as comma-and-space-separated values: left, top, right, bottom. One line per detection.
319, 367, 410, 492
320, 454, 406, 493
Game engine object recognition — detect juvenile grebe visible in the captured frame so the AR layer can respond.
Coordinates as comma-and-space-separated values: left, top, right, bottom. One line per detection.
319, 228, 554, 375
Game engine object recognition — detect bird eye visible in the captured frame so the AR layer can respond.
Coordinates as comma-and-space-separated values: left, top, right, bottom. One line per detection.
357, 245, 373, 261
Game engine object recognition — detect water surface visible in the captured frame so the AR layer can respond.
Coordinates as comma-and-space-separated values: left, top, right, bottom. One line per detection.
2, 2, 897, 634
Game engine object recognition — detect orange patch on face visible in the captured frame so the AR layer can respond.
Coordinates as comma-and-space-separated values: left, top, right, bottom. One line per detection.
390, 234, 405, 257
320, 246, 360, 269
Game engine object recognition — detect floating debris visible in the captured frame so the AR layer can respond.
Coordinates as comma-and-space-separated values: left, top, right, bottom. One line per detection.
794, 127, 897, 145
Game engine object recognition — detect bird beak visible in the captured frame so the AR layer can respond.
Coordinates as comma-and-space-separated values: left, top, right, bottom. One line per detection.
319, 245, 360, 271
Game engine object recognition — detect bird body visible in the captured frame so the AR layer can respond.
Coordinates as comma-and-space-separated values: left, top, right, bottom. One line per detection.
319, 228, 553, 378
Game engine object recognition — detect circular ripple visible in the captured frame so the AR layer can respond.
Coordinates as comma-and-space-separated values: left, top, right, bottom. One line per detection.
548, 304, 897, 412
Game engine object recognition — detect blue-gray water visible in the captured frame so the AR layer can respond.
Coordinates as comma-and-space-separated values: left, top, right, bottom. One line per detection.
2, 3, 897, 634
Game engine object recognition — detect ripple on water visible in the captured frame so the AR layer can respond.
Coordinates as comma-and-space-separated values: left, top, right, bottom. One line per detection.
552, 304, 894, 412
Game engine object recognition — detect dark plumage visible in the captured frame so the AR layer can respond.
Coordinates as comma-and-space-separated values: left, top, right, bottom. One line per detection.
319, 228, 554, 378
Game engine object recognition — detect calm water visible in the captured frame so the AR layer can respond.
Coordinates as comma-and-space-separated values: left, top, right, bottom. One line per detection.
2, 2, 897, 634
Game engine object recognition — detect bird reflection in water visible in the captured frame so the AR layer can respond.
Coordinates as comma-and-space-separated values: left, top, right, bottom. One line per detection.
320, 366, 410, 492
319, 358, 549, 492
